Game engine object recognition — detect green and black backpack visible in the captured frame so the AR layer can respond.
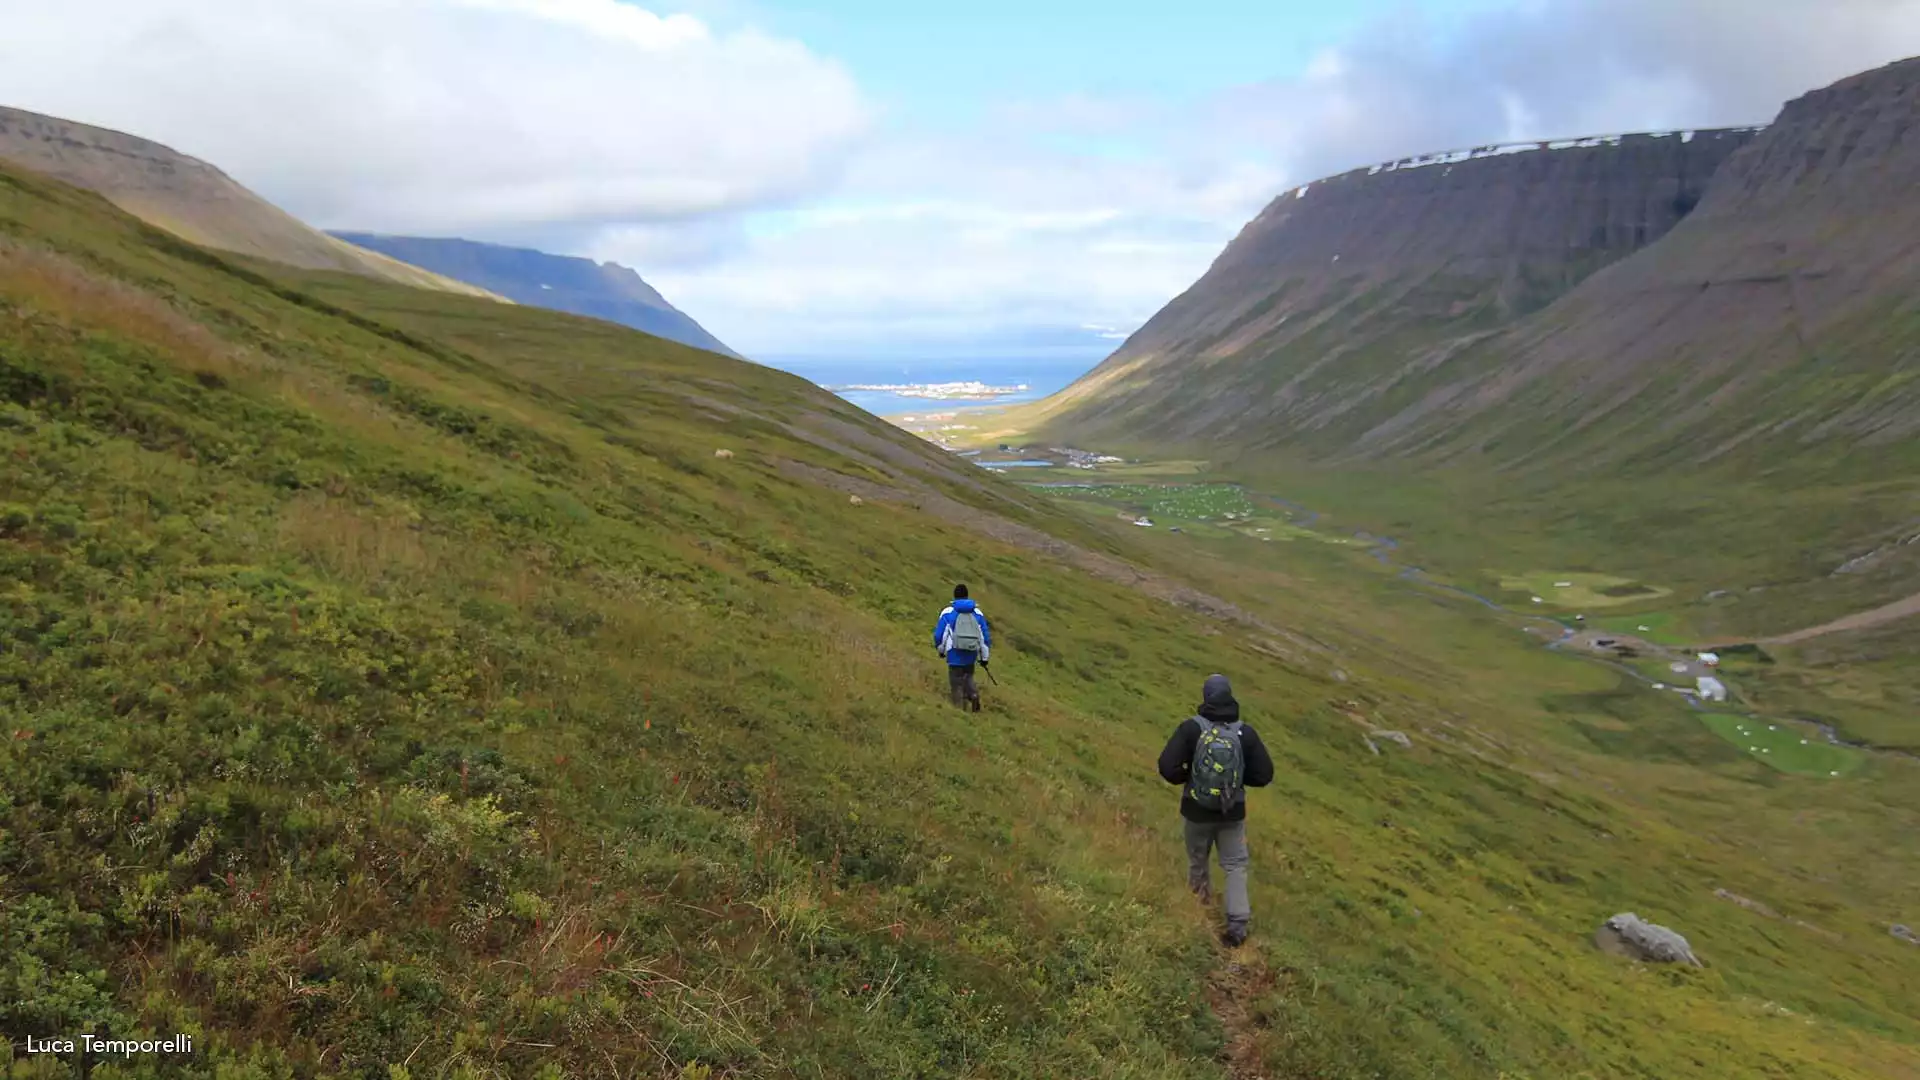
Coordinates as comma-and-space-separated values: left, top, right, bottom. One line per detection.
1187, 718, 1247, 813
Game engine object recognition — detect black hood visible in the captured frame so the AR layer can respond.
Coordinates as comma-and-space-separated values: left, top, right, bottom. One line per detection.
1199, 673, 1238, 722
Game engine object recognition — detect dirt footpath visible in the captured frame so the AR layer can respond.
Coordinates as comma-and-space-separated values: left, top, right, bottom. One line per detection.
1758, 589, 1920, 645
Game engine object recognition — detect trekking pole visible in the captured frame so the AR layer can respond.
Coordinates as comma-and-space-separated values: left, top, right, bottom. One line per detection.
981, 662, 999, 686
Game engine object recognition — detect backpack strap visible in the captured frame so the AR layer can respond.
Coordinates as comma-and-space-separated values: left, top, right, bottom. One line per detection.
1186, 715, 1209, 792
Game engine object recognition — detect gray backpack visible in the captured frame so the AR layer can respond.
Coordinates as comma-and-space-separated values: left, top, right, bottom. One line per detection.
948, 610, 984, 655
1187, 718, 1246, 812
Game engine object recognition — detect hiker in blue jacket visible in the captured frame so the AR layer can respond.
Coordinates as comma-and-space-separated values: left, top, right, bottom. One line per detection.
1159, 673, 1275, 946
933, 584, 991, 711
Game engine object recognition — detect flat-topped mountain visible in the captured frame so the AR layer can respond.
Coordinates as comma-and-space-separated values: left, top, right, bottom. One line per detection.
1028, 125, 1762, 443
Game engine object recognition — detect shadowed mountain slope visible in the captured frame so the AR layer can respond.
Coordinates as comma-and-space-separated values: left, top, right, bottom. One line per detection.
1027, 126, 1761, 442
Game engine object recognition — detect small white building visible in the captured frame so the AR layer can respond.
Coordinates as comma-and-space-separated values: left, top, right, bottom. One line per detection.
1696, 675, 1728, 702
1698, 652, 1720, 667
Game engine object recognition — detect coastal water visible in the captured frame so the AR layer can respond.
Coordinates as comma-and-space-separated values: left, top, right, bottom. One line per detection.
760, 353, 1102, 416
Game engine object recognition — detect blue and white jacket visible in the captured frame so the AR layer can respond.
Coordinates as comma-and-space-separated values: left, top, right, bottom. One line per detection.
933, 599, 991, 666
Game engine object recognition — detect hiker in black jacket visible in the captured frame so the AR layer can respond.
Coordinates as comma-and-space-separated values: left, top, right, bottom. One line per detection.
1158, 673, 1275, 946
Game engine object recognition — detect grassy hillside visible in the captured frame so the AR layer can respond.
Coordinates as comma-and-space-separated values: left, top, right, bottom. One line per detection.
3, 160, 1918, 1080
0, 105, 505, 303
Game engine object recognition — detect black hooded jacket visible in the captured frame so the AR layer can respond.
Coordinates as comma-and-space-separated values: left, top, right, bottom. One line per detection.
1157, 675, 1275, 823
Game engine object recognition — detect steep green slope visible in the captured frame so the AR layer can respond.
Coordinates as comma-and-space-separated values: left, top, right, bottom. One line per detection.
3, 161, 1918, 1080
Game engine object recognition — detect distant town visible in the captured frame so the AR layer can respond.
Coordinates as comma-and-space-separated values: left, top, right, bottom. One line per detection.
828, 380, 1030, 400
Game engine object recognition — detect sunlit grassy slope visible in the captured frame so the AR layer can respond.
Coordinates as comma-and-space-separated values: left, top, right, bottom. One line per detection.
3, 162, 1919, 1079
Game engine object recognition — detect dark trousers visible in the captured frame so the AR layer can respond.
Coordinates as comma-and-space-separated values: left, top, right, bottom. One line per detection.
947, 664, 980, 709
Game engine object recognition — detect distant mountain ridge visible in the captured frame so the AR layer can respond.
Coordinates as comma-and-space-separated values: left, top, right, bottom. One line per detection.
1026, 124, 1765, 447
0, 105, 502, 301
329, 233, 742, 359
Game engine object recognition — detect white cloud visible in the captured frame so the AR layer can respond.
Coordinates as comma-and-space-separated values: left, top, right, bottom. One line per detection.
658, 0, 1920, 354
0, 0, 868, 234
1191, 0, 1920, 188
626, 130, 1285, 353
451, 0, 710, 47
590, 218, 749, 268
636, 220, 1228, 354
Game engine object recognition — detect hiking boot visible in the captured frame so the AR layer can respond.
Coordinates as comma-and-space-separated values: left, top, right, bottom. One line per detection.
970, 698, 981, 713
1221, 921, 1249, 948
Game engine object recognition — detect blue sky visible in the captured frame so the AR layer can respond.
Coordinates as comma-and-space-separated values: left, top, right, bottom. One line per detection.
729, 1, 1475, 125
6, 0, 1920, 359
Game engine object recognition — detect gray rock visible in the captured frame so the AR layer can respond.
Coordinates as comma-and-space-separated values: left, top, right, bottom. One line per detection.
1595, 912, 1702, 967
1892, 924, 1919, 945
1369, 729, 1412, 749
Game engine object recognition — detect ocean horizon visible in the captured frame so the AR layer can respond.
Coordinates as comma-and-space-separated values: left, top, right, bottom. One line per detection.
758, 352, 1104, 416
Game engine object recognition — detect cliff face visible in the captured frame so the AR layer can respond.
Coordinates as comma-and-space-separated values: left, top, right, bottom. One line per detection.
1036, 127, 1760, 436
1184, 127, 1756, 316
1355, 54, 1920, 473
329, 234, 742, 358
0, 105, 500, 300
1690, 57, 1920, 224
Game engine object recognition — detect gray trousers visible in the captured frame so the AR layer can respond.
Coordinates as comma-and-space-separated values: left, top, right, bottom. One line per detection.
1185, 819, 1251, 926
